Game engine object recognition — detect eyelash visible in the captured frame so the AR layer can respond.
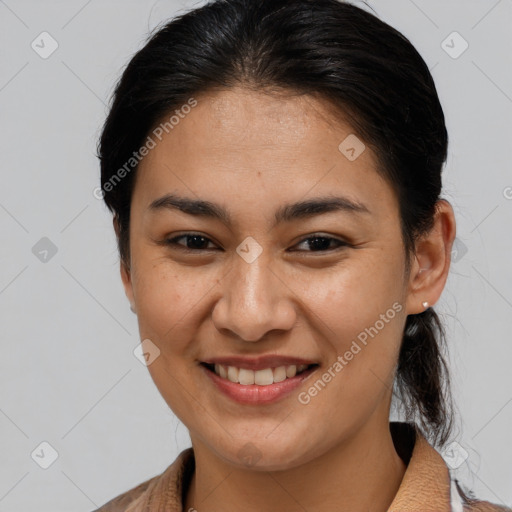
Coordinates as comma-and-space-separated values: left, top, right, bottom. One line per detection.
162, 233, 349, 253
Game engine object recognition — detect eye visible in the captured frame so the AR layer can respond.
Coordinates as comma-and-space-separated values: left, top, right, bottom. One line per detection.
162, 233, 349, 253
291, 235, 349, 252
164, 233, 219, 251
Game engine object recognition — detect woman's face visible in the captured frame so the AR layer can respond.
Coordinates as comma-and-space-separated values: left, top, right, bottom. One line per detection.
122, 87, 417, 470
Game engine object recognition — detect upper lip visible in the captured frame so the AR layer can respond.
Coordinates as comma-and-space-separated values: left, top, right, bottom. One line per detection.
201, 355, 319, 371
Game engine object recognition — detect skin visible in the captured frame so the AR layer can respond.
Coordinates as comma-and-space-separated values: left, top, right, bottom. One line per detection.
117, 86, 456, 512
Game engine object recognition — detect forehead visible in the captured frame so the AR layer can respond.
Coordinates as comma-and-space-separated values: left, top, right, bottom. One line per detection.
202, 87, 333, 140
162, 87, 359, 154
133, 86, 396, 220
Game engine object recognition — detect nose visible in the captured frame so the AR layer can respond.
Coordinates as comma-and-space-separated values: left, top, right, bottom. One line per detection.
211, 252, 297, 342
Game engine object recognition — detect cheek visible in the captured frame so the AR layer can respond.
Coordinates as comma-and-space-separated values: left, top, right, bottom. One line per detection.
302, 251, 406, 387
132, 264, 212, 415
301, 272, 405, 433
306, 249, 405, 333
131, 260, 211, 353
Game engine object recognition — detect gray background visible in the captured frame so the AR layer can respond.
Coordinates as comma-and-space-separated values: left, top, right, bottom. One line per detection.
1, 0, 511, 510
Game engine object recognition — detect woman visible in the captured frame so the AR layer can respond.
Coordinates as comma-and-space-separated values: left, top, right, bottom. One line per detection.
94, 0, 509, 510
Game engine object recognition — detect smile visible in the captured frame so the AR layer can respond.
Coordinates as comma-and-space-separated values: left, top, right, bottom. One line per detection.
200, 362, 319, 404
203, 363, 316, 386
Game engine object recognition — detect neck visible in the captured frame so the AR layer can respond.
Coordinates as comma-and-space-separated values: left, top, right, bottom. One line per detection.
184, 419, 407, 512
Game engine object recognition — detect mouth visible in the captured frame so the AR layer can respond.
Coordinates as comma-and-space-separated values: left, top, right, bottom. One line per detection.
200, 362, 319, 386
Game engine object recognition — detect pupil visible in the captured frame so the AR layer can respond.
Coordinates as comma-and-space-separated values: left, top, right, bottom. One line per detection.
309, 237, 330, 251
188, 235, 207, 249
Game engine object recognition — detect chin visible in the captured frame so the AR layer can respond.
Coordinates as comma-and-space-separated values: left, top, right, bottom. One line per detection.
210, 435, 318, 472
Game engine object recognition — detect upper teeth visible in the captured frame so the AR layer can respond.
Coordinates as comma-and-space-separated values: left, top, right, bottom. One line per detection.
214, 364, 309, 385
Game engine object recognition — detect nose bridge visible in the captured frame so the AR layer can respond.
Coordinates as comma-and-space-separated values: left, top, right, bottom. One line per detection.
212, 249, 295, 341
234, 253, 274, 311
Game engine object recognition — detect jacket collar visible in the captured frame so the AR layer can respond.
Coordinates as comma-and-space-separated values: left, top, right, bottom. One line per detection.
387, 422, 452, 511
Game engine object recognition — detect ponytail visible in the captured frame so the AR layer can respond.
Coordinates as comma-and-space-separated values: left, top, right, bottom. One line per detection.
395, 307, 454, 446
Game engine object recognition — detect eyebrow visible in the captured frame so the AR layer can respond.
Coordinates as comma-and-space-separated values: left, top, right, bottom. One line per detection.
147, 193, 371, 227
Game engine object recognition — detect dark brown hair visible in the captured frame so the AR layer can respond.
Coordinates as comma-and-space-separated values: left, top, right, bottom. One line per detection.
97, 0, 454, 446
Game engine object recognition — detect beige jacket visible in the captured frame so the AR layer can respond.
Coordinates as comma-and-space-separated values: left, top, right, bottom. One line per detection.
94, 423, 510, 511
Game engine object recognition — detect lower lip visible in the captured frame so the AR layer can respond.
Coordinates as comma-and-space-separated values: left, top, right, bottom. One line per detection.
200, 364, 318, 405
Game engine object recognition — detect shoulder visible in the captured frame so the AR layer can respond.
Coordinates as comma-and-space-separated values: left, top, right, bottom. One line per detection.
92, 476, 156, 512
91, 447, 195, 512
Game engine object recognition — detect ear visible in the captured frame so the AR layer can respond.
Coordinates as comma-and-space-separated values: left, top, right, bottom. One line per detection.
405, 199, 456, 315
113, 216, 136, 312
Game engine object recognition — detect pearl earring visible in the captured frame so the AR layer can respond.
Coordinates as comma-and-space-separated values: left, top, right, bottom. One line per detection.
422, 301, 429, 310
